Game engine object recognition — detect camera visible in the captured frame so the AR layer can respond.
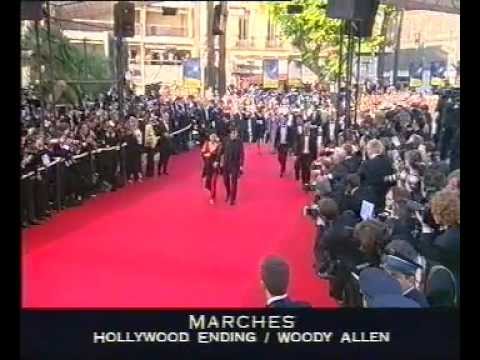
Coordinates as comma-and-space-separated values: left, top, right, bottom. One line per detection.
303, 203, 320, 219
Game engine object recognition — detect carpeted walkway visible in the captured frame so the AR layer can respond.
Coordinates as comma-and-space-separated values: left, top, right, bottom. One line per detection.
22, 145, 337, 308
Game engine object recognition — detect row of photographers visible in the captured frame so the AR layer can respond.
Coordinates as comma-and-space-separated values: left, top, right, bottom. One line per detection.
304, 98, 460, 308
20, 89, 200, 228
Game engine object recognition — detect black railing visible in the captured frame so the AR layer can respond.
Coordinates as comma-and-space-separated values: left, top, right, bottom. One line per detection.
21, 124, 192, 228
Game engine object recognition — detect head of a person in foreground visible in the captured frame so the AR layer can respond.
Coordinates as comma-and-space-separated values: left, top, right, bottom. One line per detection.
261, 256, 289, 302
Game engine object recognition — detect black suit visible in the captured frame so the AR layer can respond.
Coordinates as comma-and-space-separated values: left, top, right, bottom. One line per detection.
274, 125, 294, 176
268, 297, 311, 308
222, 138, 244, 203
322, 121, 341, 147
295, 134, 317, 185
155, 122, 172, 175
358, 154, 394, 211
338, 185, 377, 218
419, 228, 460, 279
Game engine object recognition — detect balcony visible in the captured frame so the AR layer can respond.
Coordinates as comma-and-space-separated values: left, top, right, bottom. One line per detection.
266, 38, 284, 49
235, 37, 256, 49
146, 24, 187, 37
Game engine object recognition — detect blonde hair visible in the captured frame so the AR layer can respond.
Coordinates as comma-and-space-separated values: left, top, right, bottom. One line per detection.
431, 190, 460, 227
366, 139, 385, 158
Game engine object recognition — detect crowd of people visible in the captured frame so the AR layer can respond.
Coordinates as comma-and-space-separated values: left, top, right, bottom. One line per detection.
288, 87, 459, 308
21, 82, 460, 308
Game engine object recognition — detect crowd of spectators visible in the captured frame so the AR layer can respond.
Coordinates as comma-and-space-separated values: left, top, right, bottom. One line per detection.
297, 87, 460, 308
21, 83, 460, 308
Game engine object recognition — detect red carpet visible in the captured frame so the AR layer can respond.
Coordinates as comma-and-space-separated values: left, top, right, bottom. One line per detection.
22, 145, 337, 308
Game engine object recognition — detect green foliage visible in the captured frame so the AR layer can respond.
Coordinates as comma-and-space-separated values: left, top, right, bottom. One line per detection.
268, 0, 394, 81
22, 23, 112, 105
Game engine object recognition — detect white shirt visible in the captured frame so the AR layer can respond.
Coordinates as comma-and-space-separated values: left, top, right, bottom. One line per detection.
267, 294, 288, 306
280, 126, 288, 144
134, 129, 142, 145
329, 122, 335, 140
303, 135, 310, 154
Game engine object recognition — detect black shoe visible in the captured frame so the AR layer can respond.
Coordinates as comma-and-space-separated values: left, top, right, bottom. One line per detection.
230, 200, 235, 206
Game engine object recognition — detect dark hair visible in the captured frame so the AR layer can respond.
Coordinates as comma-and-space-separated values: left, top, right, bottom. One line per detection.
354, 220, 388, 259
261, 256, 290, 296
318, 198, 339, 221
346, 173, 361, 189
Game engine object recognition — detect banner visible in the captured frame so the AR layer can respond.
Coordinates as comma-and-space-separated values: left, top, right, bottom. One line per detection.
430, 61, 447, 86
183, 58, 201, 89
288, 60, 303, 87
263, 59, 279, 89
409, 62, 423, 87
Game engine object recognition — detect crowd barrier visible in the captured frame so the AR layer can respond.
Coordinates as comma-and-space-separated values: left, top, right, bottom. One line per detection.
21, 124, 192, 226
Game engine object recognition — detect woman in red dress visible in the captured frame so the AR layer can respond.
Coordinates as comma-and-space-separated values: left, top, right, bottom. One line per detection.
201, 133, 222, 204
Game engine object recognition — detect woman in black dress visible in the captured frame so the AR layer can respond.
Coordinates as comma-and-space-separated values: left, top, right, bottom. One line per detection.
253, 108, 266, 154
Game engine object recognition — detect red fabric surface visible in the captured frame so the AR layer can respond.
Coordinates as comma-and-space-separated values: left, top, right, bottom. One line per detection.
22, 145, 337, 308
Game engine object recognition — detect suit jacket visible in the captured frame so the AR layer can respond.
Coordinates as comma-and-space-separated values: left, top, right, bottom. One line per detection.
274, 125, 294, 149
322, 121, 341, 146
358, 154, 394, 208
222, 138, 244, 172
295, 134, 318, 157
419, 228, 460, 277
268, 297, 311, 309
339, 185, 378, 218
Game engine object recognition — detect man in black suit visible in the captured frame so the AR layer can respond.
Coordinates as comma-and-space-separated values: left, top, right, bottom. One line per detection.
221, 128, 244, 206
322, 117, 341, 147
295, 126, 317, 188
261, 256, 310, 308
358, 139, 395, 212
274, 117, 294, 177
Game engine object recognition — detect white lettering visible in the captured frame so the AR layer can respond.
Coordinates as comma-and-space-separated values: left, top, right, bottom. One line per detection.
340, 332, 391, 343
189, 315, 205, 330
277, 332, 333, 343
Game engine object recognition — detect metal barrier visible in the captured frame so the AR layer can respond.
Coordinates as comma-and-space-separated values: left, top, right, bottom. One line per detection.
20, 124, 193, 226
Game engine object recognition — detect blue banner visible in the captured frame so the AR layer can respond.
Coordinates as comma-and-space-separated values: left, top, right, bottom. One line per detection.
263, 59, 279, 89
183, 58, 201, 88
430, 61, 447, 86
409, 62, 423, 87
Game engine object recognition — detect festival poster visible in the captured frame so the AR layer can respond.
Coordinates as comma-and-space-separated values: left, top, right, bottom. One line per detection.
288, 60, 303, 88
430, 61, 447, 86
409, 62, 423, 87
263, 59, 279, 89
183, 58, 201, 89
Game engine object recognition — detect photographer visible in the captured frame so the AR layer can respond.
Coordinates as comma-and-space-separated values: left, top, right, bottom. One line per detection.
358, 139, 395, 212
312, 198, 359, 277
417, 190, 460, 284
337, 174, 377, 219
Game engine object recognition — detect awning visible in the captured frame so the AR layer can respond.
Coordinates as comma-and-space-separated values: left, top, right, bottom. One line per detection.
381, 0, 460, 14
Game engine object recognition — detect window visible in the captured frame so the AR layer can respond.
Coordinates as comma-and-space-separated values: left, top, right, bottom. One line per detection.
267, 16, 276, 41
146, 10, 188, 37
238, 15, 248, 40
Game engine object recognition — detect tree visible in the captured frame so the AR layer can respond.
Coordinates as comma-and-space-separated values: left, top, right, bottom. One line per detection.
268, 0, 394, 82
21, 22, 112, 105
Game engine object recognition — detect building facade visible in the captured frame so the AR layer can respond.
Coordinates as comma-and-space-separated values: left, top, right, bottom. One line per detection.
51, 1, 304, 95
382, 9, 460, 85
